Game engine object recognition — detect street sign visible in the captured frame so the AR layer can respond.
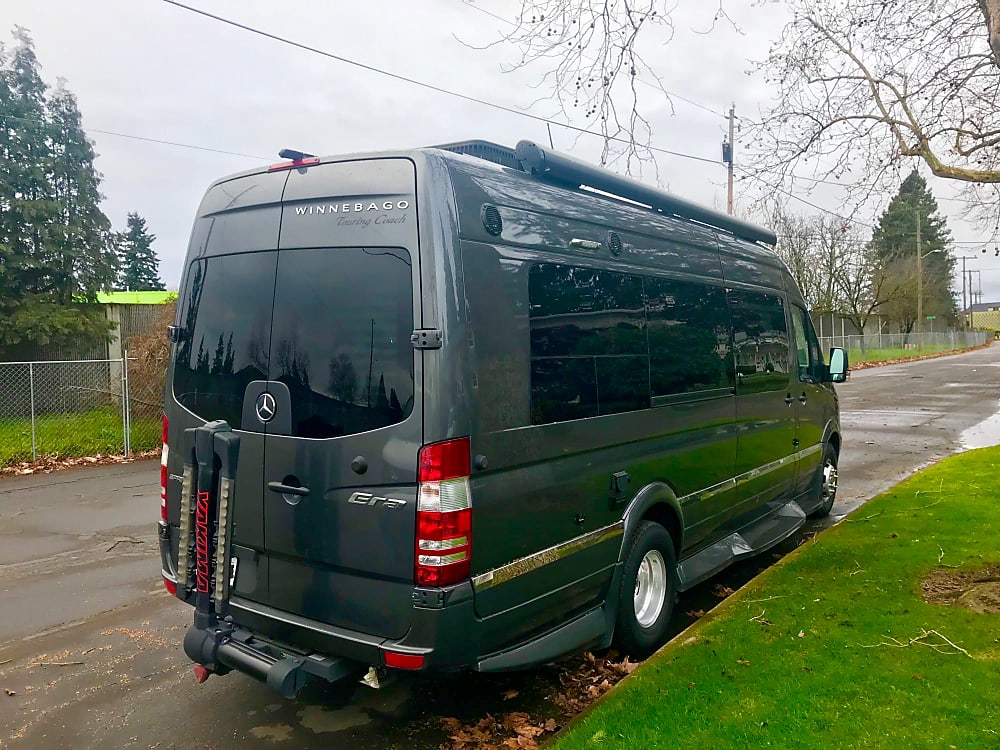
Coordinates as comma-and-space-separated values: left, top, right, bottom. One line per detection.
926, 315, 936, 320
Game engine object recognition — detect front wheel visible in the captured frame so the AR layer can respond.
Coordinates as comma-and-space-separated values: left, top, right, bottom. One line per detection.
612, 521, 677, 658
808, 443, 839, 519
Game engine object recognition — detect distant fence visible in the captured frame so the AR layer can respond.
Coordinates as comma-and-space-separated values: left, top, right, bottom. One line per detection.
0, 356, 161, 464
818, 330, 990, 359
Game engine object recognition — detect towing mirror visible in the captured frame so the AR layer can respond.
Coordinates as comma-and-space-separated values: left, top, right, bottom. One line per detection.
828, 347, 849, 383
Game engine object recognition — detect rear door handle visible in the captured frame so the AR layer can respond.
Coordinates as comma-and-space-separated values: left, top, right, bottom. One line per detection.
267, 482, 310, 497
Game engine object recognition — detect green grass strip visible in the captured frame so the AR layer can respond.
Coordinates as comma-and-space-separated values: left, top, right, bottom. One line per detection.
0, 409, 161, 465
551, 447, 1000, 749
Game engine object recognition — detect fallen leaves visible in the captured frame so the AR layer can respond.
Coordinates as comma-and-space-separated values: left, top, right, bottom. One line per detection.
438, 652, 639, 749
713, 584, 736, 598
0, 450, 158, 477
440, 712, 557, 750
4, 689, 15, 697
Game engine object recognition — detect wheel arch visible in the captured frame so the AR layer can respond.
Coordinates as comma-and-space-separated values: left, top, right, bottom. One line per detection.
620, 481, 684, 560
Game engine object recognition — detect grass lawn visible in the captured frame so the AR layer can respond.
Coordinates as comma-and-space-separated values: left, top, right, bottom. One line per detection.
0, 408, 160, 465
551, 447, 1000, 749
848, 344, 959, 363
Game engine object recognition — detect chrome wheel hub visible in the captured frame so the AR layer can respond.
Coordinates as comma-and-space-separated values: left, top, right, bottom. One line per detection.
822, 460, 838, 503
633, 549, 667, 628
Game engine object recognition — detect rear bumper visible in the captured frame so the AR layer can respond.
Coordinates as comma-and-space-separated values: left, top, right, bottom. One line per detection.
226, 583, 480, 673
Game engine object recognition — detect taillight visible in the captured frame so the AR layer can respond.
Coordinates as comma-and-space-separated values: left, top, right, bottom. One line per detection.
415, 437, 472, 587
160, 414, 169, 523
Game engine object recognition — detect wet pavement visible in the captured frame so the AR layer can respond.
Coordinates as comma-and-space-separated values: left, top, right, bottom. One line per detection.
0, 344, 997, 749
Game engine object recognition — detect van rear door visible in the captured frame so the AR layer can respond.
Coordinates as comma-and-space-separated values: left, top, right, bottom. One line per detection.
259, 159, 422, 640
171, 170, 289, 608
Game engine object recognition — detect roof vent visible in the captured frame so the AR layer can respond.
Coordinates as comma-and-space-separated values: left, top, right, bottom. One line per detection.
481, 204, 503, 237
608, 231, 623, 256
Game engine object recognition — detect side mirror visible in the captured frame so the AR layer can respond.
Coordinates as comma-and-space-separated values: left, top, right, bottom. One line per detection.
828, 347, 849, 383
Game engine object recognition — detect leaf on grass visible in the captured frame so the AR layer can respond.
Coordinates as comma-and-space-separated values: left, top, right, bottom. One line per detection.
502, 689, 519, 700
798, 630, 805, 638
737, 658, 750, 666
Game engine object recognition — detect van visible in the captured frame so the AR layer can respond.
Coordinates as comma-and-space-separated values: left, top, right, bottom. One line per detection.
158, 139, 848, 697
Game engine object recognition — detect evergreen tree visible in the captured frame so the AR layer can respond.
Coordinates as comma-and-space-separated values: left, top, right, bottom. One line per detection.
117, 211, 163, 291
0, 28, 113, 358
48, 80, 117, 301
869, 170, 955, 333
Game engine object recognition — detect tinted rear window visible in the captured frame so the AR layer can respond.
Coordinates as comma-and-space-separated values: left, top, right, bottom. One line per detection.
173, 247, 414, 437
173, 252, 276, 429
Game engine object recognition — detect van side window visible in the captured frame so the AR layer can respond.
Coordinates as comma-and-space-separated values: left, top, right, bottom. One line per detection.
728, 290, 790, 393
529, 264, 649, 423
645, 279, 733, 397
790, 304, 825, 383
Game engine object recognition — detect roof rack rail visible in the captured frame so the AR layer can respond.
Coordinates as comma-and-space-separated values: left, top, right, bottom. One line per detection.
433, 140, 522, 171
514, 140, 777, 246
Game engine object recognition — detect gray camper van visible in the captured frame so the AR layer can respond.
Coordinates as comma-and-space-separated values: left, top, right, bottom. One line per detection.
158, 140, 848, 697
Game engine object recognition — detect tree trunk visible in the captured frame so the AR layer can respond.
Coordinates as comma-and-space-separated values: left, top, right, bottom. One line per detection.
980, 0, 1000, 65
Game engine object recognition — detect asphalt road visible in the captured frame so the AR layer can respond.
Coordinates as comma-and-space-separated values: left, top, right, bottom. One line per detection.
1, 345, 997, 749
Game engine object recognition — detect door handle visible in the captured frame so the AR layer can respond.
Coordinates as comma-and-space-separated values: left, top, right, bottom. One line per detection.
267, 481, 310, 497
798, 392, 808, 404
784, 393, 794, 405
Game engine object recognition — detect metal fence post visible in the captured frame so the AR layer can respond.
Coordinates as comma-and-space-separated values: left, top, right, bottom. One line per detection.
120, 355, 128, 457
124, 350, 131, 456
29, 362, 37, 460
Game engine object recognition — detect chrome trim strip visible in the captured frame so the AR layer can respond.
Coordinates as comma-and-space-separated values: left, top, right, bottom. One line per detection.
471, 522, 624, 592
678, 443, 824, 504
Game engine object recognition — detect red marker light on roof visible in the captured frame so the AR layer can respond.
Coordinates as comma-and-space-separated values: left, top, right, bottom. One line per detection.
268, 156, 320, 172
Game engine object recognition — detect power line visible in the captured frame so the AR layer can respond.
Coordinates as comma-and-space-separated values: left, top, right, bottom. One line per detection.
0, 112, 268, 161
456, 0, 729, 120
160, 0, 721, 165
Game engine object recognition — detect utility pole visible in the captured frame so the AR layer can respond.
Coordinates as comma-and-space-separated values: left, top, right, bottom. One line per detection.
723, 104, 735, 215
958, 256, 976, 329
916, 213, 922, 335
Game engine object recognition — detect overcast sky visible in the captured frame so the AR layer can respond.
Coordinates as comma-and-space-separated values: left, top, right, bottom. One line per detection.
7, 0, 999, 303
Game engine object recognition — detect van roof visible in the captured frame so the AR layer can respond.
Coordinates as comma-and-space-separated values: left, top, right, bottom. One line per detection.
210, 139, 777, 248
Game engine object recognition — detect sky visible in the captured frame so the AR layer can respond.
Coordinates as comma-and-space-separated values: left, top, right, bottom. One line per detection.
6, 0, 1000, 304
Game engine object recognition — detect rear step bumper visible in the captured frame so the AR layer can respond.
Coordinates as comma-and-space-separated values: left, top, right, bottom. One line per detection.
183, 621, 364, 698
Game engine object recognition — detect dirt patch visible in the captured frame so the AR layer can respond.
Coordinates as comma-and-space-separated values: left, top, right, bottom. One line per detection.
922, 563, 1000, 613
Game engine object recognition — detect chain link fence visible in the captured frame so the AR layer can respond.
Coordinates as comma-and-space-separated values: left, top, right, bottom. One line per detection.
0, 356, 162, 465
0, 329, 992, 466
818, 330, 990, 362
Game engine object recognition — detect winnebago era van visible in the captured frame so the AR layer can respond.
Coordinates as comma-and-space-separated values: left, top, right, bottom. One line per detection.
158, 139, 849, 698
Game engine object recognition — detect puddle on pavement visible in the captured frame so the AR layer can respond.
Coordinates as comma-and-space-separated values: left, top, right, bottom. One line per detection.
249, 723, 294, 741
298, 704, 371, 732
959, 400, 1000, 449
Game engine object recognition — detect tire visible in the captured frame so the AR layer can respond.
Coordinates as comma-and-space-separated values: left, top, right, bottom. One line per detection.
612, 521, 678, 658
808, 443, 839, 519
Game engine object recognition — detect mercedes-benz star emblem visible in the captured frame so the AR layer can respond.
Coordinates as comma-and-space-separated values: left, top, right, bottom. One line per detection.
255, 392, 277, 423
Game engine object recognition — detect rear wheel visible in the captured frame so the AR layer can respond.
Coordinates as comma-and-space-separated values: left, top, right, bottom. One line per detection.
808, 443, 839, 519
612, 521, 677, 657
